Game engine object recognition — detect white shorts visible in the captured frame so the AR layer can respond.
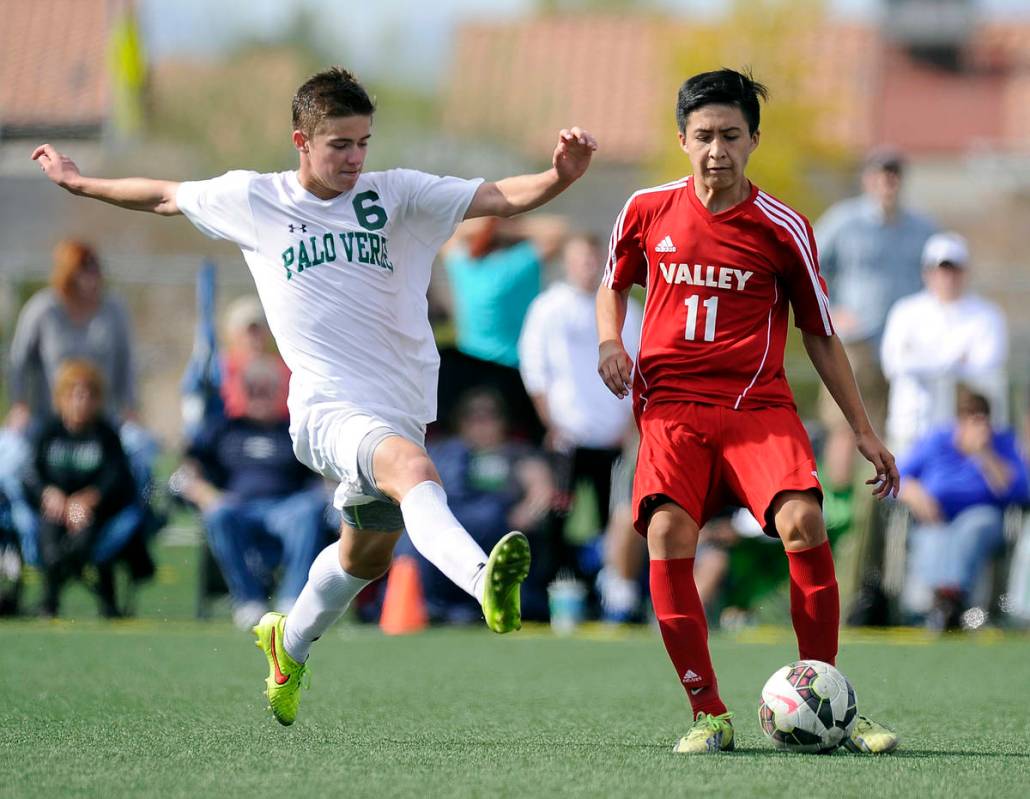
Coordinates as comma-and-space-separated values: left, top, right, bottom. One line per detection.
290, 401, 426, 510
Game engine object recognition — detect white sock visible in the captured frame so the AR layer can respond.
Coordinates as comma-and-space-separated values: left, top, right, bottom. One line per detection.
282, 542, 371, 663
400, 480, 489, 603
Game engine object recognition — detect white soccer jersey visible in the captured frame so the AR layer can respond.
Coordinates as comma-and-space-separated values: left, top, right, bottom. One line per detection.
176, 168, 482, 427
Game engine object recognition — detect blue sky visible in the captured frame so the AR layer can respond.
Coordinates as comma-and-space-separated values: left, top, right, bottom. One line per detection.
138, 0, 1030, 89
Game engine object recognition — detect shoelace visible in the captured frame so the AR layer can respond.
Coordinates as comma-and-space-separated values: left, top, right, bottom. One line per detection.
691, 711, 734, 732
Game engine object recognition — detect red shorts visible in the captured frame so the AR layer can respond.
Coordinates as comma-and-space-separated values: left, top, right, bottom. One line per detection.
632, 402, 821, 537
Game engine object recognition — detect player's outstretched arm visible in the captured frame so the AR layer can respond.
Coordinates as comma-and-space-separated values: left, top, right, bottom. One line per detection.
802, 331, 900, 499
464, 127, 597, 219
32, 144, 181, 216
596, 284, 633, 400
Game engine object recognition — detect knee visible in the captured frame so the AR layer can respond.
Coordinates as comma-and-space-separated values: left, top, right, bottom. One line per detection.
375, 444, 439, 499
646, 505, 699, 559
398, 454, 438, 490
774, 496, 827, 551
203, 501, 236, 530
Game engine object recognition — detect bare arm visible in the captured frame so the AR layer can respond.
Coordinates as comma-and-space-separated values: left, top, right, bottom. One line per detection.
897, 478, 943, 524
465, 127, 597, 219
596, 284, 634, 399
32, 144, 181, 216
174, 460, 224, 513
803, 331, 899, 498
509, 456, 555, 531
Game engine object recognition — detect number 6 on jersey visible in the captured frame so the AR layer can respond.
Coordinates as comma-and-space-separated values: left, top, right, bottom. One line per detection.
684, 295, 718, 342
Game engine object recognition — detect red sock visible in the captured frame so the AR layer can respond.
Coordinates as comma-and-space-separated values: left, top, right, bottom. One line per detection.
785, 540, 839, 665
649, 558, 727, 717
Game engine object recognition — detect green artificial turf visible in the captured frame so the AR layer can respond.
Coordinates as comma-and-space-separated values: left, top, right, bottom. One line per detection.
4, 617, 1029, 798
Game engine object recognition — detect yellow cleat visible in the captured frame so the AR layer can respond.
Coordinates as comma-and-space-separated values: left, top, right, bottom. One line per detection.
842, 715, 899, 754
674, 712, 735, 754
253, 611, 309, 726
482, 531, 531, 634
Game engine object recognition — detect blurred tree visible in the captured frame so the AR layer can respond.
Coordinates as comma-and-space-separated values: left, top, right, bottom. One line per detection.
653, 0, 849, 214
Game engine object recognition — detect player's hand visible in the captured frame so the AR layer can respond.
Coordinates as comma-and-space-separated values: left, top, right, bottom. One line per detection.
598, 338, 633, 399
31, 143, 82, 190
65, 488, 100, 533
855, 430, 900, 500
65, 498, 95, 534
3, 402, 31, 432
41, 486, 67, 523
553, 127, 597, 184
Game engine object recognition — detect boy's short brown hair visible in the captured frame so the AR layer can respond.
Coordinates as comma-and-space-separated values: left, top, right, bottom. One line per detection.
292, 66, 375, 137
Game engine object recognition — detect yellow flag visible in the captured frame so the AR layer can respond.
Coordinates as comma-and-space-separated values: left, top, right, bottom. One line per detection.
108, 4, 147, 136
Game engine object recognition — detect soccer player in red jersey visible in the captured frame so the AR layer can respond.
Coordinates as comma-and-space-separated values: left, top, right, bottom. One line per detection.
596, 69, 900, 754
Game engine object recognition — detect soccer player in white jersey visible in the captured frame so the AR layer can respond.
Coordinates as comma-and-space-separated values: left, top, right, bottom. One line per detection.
32, 67, 597, 726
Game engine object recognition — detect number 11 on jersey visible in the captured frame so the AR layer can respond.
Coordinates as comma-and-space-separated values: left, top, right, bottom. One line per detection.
684, 295, 718, 342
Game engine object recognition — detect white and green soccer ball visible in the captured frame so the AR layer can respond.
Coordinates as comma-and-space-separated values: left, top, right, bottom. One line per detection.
758, 659, 858, 753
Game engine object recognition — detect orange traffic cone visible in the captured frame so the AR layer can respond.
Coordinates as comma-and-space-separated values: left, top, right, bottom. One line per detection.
379, 555, 428, 635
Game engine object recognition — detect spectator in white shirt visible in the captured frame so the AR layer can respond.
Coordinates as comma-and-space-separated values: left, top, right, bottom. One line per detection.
518, 232, 643, 582
881, 232, 1008, 457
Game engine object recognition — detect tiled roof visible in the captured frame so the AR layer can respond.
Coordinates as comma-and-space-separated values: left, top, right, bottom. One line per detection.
443, 16, 1030, 160
879, 46, 1006, 153
0, 0, 123, 136
443, 17, 669, 164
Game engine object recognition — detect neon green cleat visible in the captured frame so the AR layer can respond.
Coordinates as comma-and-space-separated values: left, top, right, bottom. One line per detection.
253, 611, 309, 726
842, 715, 899, 754
482, 531, 531, 634
674, 712, 736, 754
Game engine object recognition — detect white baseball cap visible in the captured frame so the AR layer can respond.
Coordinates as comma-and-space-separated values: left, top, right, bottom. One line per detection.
922, 232, 970, 270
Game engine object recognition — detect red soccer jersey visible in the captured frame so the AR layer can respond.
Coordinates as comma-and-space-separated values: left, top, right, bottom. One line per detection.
603, 177, 833, 414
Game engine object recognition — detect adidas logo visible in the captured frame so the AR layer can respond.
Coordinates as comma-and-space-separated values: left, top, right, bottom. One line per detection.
682, 669, 702, 684
655, 235, 676, 253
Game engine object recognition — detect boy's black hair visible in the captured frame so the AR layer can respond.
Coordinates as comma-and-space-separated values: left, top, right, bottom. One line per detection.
676, 68, 769, 135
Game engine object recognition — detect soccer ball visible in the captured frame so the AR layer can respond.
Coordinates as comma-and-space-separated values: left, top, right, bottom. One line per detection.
758, 660, 858, 753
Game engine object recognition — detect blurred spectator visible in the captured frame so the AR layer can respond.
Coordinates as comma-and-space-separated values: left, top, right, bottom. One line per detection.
881, 232, 1008, 457
410, 387, 554, 622
436, 216, 565, 441
519, 232, 642, 585
221, 295, 291, 422
898, 388, 1028, 629
596, 437, 645, 623
21, 361, 137, 617
1, 240, 159, 572
6, 241, 137, 426
175, 357, 327, 628
814, 149, 937, 492
0, 491, 20, 615
815, 149, 938, 626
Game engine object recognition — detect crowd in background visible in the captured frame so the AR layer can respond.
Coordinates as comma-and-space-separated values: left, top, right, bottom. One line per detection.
2, 147, 1029, 633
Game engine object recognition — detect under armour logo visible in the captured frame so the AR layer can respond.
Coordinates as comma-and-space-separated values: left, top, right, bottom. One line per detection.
288, 223, 308, 233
